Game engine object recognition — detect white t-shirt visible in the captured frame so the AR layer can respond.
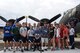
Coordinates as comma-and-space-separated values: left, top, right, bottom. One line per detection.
33, 27, 37, 31
28, 29, 34, 37
56, 28, 60, 37
20, 27, 27, 37
69, 28, 75, 35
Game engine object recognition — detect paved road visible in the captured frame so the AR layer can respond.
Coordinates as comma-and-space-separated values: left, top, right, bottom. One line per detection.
0, 49, 80, 53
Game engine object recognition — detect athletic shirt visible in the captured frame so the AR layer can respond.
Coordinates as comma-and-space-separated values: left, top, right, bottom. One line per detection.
41, 26, 48, 37
27, 27, 30, 31
54, 27, 57, 37
56, 28, 60, 37
12, 27, 20, 37
54, 27, 60, 37
34, 27, 42, 39
33, 27, 37, 31
20, 27, 27, 37
34, 27, 42, 35
69, 28, 75, 35
49, 27, 54, 38
4, 26, 11, 37
28, 29, 34, 37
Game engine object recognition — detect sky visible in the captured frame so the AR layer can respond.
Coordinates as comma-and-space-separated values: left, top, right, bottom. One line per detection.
0, 0, 80, 26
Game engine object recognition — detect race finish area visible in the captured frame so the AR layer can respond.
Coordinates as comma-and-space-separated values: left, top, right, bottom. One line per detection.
0, 49, 80, 53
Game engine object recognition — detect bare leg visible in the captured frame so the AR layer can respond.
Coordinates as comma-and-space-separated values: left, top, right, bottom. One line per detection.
58, 38, 61, 49
66, 39, 69, 48
52, 38, 55, 49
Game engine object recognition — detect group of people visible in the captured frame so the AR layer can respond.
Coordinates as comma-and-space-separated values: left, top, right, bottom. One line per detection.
3, 21, 75, 52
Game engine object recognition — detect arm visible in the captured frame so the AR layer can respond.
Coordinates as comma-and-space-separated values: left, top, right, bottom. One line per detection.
19, 27, 22, 36
72, 28, 75, 36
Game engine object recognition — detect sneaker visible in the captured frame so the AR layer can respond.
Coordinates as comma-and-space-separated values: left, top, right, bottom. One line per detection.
13, 50, 15, 53
66, 47, 69, 50
24, 48, 29, 51
13, 49, 16, 53
33, 49, 35, 52
13, 47, 16, 53
8, 47, 12, 51
57, 48, 60, 50
21, 49, 24, 52
44, 49, 47, 51
40, 50, 44, 52
71, 48, 75, 49
61, 47, 64, 50
44, 47, 48, 51
4, 49, 6, 52
51, 48, 55, 51
16, 48, 19, 51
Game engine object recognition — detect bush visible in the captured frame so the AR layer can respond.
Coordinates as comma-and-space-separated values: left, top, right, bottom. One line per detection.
76, 33, 80, 38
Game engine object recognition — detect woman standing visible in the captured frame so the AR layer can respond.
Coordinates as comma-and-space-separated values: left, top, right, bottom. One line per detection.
55, 24, 61, 50
49, 24, 55, 51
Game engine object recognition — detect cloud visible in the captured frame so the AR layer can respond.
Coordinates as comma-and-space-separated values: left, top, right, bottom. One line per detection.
0, 0, 80, 25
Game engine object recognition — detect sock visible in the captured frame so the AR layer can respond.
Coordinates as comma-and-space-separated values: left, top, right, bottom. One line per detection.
44, 46, 47, 49
22, 47, 24, 49
42, 47, 44, 50
8, 47, 11, 49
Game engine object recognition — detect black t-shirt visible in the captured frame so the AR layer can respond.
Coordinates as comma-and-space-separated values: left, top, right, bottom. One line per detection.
26, 27, 30, 31
49, 27, 54, 38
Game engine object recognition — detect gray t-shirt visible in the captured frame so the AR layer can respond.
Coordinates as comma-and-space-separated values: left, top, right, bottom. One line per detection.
19, 27, 27, 37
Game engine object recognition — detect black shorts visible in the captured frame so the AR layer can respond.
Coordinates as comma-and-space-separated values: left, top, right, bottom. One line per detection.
21, 36, 27, 43
49, 35, 54, 41
34, 38, 41, 43
28, 36, 34, 43
3, 36, 13, 42
13, 36, 21, 42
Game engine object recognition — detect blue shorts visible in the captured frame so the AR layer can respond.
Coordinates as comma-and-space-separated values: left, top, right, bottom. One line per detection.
34, 37, 41, 43
28, 36, 34, 43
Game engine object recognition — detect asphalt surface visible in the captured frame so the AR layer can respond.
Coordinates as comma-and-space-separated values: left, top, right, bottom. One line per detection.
0, 38, 80, 51
0, 49, 80, 53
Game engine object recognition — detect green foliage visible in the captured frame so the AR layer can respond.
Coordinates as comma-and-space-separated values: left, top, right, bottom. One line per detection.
76, 33, 80, 38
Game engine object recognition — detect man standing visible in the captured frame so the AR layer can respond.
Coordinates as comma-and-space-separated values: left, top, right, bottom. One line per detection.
41, 23, 49, 51
20, 22, 28, 52
3, 21, 12, 52
11, 23, 21, 52
69, 26, 75, 49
